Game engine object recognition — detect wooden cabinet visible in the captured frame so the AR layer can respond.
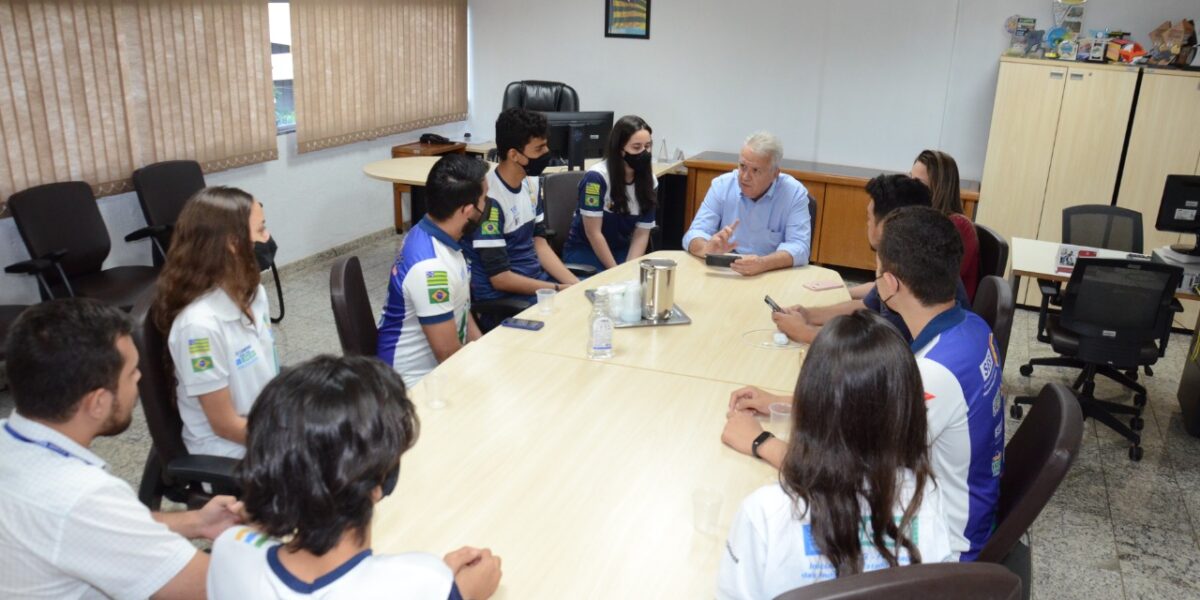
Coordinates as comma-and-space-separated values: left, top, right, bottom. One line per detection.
683, 153, 980, 271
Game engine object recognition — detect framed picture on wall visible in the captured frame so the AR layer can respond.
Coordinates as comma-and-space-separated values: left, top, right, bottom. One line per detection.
605, 0, 650, 39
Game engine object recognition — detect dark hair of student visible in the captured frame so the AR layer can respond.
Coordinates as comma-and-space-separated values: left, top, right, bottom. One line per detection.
915, 150, 964, 216
495, 107, 549, 160
604, 115, 656, 216
426, 154, 488, 220
866, 173, 931, 220
878, 206, 964, 305
238, 355, 419, 556
5, 299, 132, 422
781, 309, 932, 577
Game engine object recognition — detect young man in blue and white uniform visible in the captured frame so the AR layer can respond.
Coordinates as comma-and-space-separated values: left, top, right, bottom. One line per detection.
377, 155, 487, 388
0, 300, 242, 599
463, 108, 579, 309
724, 206, 1002, 562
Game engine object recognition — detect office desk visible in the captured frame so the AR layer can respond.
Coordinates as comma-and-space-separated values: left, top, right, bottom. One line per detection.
1009, 237, 1200, 302
364, 158, 685, 232
484, 250, 849, 392
373, 342, 777, 599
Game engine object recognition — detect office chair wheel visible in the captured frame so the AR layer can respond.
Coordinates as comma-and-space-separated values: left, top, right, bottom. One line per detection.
1129, 445, 1143, 461
1009, 404, 1024, 420
1130, 416, 1145, 432
1134, 393, 1147, 408
1019, 364, 1033, 377
1125, 368, 1139, 382
1144, 365, 1154, 377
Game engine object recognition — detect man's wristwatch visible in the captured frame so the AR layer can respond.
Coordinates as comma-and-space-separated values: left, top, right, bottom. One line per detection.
751, 431, 774, 459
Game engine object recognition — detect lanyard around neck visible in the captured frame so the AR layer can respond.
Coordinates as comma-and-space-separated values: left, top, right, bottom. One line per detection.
4, 422, 93, 465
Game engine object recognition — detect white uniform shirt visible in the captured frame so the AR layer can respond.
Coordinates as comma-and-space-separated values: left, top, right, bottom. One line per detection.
717, 473, 953, 600
168, 284, 277, 458
208, 526, 459, 599
0, 412, 197, 599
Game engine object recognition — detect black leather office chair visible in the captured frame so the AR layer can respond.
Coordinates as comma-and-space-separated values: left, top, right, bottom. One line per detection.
975, 223, 1009, 282
502, 80, 579, 112
978, 383, 1083, 600
1014, 259, 1182, 461
774, 562, 1021, 600
130, 289, 240, 510
973, 275, 1015, 367
4, 182, 159, 311
130, 160, 286, 323
329, 256, 379, 356
542, 170, 589, 257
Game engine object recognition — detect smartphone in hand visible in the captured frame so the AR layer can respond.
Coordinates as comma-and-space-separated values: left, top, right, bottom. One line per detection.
763, 295, 783, 313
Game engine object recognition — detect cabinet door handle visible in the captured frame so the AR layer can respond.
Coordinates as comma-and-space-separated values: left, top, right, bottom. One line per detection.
1069, 73, 1084, 80
1050, 72, 1065, 80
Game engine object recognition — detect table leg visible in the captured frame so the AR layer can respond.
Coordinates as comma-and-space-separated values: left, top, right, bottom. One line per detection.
1010, 273, 1021, 304
394, 184, 412, 233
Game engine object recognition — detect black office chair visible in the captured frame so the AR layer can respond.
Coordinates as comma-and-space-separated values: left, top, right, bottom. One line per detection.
973, 275, 1015, 367
975, 223, 1009, 282
502, 80, 579, 112
978, 383, 1083, 600
130, 289, 240, 510
774, 562, 1021, 600
130, 160, 286, 323
542, 170, 588, 257
1014, 259, 1182, 461
4, 182, 159, 311
329, 256, 379, 356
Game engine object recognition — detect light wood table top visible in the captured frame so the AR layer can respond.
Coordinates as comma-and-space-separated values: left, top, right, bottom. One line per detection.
483, 250, 850, 392
1010, 236, 1200, 301
363, 157, 683, 186
374, 341, 778, 599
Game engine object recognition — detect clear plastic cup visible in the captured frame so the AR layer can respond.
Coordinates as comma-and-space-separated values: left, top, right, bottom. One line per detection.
769, 402, 792, 438
424, 370, 447, 410
692, 488, 723, 535
536, 288, 556, 314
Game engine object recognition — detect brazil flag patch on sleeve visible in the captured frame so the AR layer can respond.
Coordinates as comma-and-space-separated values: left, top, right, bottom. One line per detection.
584, 182, 602, 208
428, 288, 451, 304
191, 356, 214, 373
426, 271, 451, 304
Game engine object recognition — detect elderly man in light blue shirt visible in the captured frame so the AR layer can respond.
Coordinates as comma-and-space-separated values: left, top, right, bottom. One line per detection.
683, 132, 812, 276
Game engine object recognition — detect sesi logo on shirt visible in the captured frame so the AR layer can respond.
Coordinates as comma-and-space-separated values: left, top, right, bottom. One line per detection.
234, 345, 258, 369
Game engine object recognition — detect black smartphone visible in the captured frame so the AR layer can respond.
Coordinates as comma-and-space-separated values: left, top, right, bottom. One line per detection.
500, 318, 545, 331
705, 253, 739, 268
764, 295, 783, 313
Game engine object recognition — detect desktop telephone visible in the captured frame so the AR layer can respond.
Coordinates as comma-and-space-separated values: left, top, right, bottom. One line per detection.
419, 133, 451, 144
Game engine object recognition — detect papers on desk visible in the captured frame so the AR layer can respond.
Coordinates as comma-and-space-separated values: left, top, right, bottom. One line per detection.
1056, 244, 1097, 274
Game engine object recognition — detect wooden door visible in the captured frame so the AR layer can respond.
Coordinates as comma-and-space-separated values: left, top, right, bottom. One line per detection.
818, 184, 876, 271
1117, 70, 1200, 253
975, 61, 1067, 272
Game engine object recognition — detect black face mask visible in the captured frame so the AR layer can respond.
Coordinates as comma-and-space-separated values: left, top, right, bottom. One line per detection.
623, 150, 653, 173
461, 204, 485, 238
520, 151, 552, 176
381, 463, 400, 497
254, 237, 278, 271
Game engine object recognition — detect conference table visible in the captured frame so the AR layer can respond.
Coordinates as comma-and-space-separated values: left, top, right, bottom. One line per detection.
372, 251, 850, 598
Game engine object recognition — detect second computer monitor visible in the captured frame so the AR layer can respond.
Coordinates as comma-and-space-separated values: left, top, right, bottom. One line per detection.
540, 111, 614, 171
1155, 175, 1200, 255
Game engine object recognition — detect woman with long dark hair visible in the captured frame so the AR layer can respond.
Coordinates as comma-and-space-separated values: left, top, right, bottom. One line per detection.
912, 149, 979, 302
154, 186, 276, 459
562, 115, 657, 270
717, 311, 951, 598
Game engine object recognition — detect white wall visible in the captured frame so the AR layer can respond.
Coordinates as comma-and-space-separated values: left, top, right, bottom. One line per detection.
0, 123, 469, 304
468, 0, 1199, 181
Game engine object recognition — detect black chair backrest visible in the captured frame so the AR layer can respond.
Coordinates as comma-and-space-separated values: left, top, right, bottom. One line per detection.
130, 287, 190, 466
1060, 258, 1182, 366
975, 223, 1009, 281
1062, 204, 1143, 253
502, 80, 580, 112
131, 160, 206, 231
775, 562, 1021, 600
329, 256, 378, 356
972, 275, 1014, 367
8, 182, 110, 277
543, 170, 587, 256
977, 383, 1083, 563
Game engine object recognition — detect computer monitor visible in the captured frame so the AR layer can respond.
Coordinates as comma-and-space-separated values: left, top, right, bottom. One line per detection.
1155, 175, 1200, 256
540, 111, 614, 171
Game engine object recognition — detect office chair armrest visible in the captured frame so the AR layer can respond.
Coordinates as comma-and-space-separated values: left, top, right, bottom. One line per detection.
1036, 278, 1062, 303
166, 455, 241, 493
472, 297, 532, 316
543, 228, 558, 241
5, 257, 54, 274
124, 224, 170, 243
565, 263, 598, 278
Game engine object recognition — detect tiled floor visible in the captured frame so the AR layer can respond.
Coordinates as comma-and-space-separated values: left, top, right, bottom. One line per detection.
3, 235, 1200, 599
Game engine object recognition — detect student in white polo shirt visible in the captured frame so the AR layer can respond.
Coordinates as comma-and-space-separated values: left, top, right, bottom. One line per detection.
717, 311, 951, 598
377, 155, 487, 388
154, 186, 277, 459
208, 355, 502, 599
0, 300, 242, 599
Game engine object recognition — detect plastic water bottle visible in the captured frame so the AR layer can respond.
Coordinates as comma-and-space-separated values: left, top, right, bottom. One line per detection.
588, 289, 614, 359
621, 280, 642, 324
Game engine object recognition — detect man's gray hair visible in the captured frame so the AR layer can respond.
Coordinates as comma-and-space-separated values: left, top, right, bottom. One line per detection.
743, 132, 783, 170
